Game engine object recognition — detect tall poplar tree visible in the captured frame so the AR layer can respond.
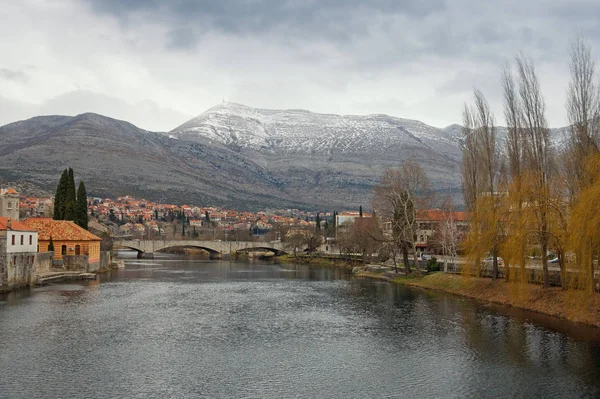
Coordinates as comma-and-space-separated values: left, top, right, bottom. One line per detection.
76, 181, 88, 230
64, 168, 77, 221
53, 169, 68, 220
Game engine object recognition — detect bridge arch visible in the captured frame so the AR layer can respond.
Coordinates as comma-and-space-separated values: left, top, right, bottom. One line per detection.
236, 246, 287, 256
155, 245, 221, 257
116, 240, 286, 258
114, 244, 147, 258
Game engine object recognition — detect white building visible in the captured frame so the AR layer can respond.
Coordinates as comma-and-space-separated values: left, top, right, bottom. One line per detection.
0, 216, 39, 289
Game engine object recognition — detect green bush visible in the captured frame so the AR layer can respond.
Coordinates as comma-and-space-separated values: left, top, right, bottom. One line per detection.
426, 257, 440, 272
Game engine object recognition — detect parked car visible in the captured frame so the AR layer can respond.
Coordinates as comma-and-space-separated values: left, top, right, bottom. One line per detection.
481, 257, 504, 268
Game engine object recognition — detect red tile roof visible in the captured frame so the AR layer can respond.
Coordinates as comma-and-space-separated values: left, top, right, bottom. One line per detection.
416, 210, 469, 222
0, 217, 37, 232
3, 188, 18, 195
23, 218, 101, 241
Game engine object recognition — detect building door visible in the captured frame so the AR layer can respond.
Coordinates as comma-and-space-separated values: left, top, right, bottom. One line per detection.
61, 245, 67, 256
75, 245, 81, 255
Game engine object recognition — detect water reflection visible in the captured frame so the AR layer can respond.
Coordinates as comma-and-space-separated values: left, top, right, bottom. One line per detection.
0, 254, 598, 398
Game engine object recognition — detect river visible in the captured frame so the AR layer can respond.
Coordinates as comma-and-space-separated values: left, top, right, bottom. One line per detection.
1, 253, 599, 398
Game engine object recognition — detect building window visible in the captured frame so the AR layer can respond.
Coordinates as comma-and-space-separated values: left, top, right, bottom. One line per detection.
11, 235, 15, 245
20, 235, 24, 245
7, 202, 12, 209
61, 245, 67, 256
29, 235, 32, 245
75, 245, 81, 255
13, 256, 17, 264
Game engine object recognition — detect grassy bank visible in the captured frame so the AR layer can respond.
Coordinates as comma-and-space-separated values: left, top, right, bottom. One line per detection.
277, 254, 360, 269
357, 271, 600, 328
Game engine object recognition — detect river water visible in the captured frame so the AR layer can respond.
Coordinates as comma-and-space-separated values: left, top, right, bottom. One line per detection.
1, 254, 599, 398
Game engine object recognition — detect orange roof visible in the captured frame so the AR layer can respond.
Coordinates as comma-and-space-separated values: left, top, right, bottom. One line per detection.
3, 188, 18, 195
23, 218, 101, 241
0, 217, 37, 232
416, 210, 469, 222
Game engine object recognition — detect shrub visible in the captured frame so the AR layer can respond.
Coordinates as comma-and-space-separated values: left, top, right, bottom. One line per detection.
427, 257, 440, 272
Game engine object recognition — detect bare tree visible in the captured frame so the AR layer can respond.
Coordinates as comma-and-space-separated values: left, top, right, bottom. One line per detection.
566, 35, 600, 199
462, 89, 501, 279
303, 229, 323, 258
503, 65, 524, 180
435, 197, 461, 273
501, 65, 527, 282
373, 160, 431, 275
285, 231, 306, 259
352, 215, 382, 264
514, 54, 553, 288
461, 104, 480, 213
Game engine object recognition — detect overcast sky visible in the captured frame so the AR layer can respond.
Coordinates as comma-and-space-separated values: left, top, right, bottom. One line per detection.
1, 0, 599, 131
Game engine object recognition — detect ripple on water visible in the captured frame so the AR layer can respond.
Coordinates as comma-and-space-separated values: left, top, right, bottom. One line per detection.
0, 260, 599, 398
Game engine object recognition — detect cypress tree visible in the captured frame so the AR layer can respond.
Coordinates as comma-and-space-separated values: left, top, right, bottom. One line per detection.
359, 206, 363, 218
316, 213, 321, 231
75, 180, 88, 230
48, 236, 54, 251
53, 169, 68, 220
205, 211, 210, 223
64, 168, 77, 221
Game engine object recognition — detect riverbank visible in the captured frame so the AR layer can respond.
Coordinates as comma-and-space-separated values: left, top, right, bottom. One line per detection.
277, 254, 360, 269
356, 271, 600, 328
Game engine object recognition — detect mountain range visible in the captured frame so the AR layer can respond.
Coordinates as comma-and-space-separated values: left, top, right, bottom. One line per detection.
0, 102, 567, 210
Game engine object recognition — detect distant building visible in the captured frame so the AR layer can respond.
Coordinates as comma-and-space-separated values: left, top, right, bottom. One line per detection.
0, 188, 20, 221
24, 218, 101, 269
336, 211, 371, 227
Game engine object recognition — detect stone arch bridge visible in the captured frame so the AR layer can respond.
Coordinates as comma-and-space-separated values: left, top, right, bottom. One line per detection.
116, 239, 286, 258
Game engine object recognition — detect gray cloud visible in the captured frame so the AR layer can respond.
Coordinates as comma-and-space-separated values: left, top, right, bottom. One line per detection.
85, 0, 445, 48
0, 68, 29, 82
2, 0, 600, 130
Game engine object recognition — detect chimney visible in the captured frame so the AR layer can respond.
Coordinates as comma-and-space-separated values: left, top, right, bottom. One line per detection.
7, 219, 12, 230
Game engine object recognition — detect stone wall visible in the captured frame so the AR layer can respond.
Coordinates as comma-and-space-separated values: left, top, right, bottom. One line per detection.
99, 251, 111, 270
0, 240, 7, 289
63, 255, 89, 271
6, 252, 37, 290
35, 252, 54, 275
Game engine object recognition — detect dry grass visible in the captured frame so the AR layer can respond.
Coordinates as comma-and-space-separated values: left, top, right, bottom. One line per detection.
405, 273, 600, 327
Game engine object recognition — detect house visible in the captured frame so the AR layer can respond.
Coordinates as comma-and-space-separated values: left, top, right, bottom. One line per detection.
24, 218, 101, 270
0, 188, 20, 221
189, 219, 204, 228
415, 210, 470, 253
0, 217, 39, 289
336, 212, 371, 226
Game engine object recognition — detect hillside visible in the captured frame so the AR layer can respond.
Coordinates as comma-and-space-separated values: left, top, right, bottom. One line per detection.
170, 102, 466, 206
0, 103, 567, 210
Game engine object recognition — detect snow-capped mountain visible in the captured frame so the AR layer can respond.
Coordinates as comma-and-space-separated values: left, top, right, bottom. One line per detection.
170, 102, 465, 206
171, 102, 461, 158
0, 103, 572, 210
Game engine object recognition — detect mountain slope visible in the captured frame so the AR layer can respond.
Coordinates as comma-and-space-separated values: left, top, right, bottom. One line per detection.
0, 104, 571, 210
171, 102, 464, 205
0, 113, 307, 209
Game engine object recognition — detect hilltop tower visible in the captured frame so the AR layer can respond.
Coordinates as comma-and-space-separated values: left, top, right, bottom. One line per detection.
0, 188, 20, 221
